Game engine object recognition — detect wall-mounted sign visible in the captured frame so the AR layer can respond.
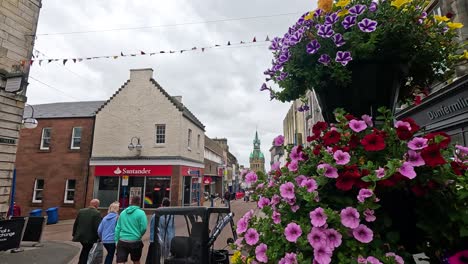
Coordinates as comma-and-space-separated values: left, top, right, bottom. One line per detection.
122, 175, 129, 186
0, 137, 16, 145
94, 165, 172, 177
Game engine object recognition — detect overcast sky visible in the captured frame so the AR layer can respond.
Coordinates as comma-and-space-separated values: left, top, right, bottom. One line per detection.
27, 0, 315, 168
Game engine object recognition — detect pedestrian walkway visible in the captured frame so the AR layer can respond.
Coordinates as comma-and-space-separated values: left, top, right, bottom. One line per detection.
0, 241, 79, 264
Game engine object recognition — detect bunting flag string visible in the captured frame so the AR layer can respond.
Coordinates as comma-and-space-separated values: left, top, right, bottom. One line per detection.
23, 36, 271, 66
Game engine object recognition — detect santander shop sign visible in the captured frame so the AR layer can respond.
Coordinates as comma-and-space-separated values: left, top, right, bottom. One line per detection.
94, 165, 172, 177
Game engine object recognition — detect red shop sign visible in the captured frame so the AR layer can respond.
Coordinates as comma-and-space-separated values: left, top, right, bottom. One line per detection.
181, 166, 203, 176
94, 165, 172, 177
203, 177, 213, 184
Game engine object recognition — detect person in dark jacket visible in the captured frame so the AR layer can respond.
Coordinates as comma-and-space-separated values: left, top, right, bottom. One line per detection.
73, 199, 102, 264
98, 202, 120, 264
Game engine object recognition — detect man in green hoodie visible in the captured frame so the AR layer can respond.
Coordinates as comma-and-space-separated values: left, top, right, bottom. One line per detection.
115, 196, 147, 264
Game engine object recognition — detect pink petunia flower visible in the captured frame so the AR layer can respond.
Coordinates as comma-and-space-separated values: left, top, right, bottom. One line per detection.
295, 175, 307, 186
352, 224, 374, 243
333, 150, 351, 165
289, 146, 304, 161
375, 167, 385, 178
361, 114, 373, 127
313, 244, 332, 264
456, 144, 468, 155
399, 162, 417, 179
307, 227, 327, 249
357, 188, 374, 203
302, 178, 318, 192
291, 205, 300, 212
245, 171, 258, 184
236, 217, 248, 234
245, 228, 260, 245
366, 256, 383, 264
234, 237, 243, 248
255, 243, 268, 263
325, 228, 342, 248
271, 161, 281, 171
349, 119, 367, 132
270, 194, 281, 206
408, 137, 429, 150
288, 160, 299, 172
274, 135, 285, 146
395, 120, 411, 130
272, 211, 281, 224
257, 197, 270, 209
243, 210, 254, 221
385, 252, 404, 264
280, 182, 296, 200
340, 207, 360, 228
279, 252, 298, 264
357, 256, 367, 263
310, 207, 328, 227
407, 150, 425, 167
284, 222, 302, 243
317, 163, 339, 178
363, 209, 376, 222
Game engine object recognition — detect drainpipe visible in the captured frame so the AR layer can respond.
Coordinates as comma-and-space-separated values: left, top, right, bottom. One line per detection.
84, 118, 97, 208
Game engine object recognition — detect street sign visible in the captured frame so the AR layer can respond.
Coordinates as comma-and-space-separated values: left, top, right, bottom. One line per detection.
122, 175, 129, 186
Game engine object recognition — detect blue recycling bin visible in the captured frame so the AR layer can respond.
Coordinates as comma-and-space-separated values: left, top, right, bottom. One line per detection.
30, 209, 42, 216
46, 207, 59, 224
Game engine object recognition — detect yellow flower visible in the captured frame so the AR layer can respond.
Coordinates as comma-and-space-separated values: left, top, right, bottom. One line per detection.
434, 15, 450, 22
304, 11, 314, 20
318, 0, 333, 13
447, 22, 464, 29
335, 0, 350, 8
231, 251, 241, 263
463, 50, 468, 60
391, 0, 411, 9
338, 9, 349, 17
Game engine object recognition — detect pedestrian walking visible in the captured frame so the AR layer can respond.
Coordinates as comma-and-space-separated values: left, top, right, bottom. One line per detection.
224, 189, 231, 208
98, 202, 120, 264
115, 196, 147, 264
146, 198, 174, 264
72, 199, 102, 264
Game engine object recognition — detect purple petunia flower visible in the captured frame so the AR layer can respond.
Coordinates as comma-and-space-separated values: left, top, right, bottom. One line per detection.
277, 72, 289, 81
301, 178, 318, 193
358, 18, 378, 32
349, 119, 367, 132
340, 207, 360, 228
260, 83, 269, 91
369, 2, 378, 12
279, 253, 297, 264
361, 114, 373, 127
406, 151, 424, 167
274, 135, 285, 146
314, 244, 332, 264
375, 167, 385, 178
408, 137, 428, 150
333, 150, 351, 165
325, 228, 342, 248
270, 161, 280, 172
284, 222, 302, 243
314, 9, 323, 17
291, 205, 300, 212
317, 24, 334, 38
318, 54, 331, 65
342, 15, 357, 29
325, 12, 339, 25
307, 227, 327, 249
386, 253, 404, 264
310, 207, 328, 227
245, 171, 258, 184
278, 51, 291, 64
280, 182, 295, 199
255, 243, 268, 263
272, 210, 281, 224
288, 160, 298, 172
257, 197, 270, 209
306, 40, 321, 54
317, 163, 339, 178
333, 33, 346, 47
399, 162, 417, 179
295, 175, 307, 186
335, 51, 353, 66
353, 224, 374, 243
357, 188, 373, 203
366, 256, 383, 264
236, 217, 248, 234
245, 228, 260, 245
349, 4, 367, 15
302, 105, 310, 111
364, 209, 376, 222
269, 37, 282, 50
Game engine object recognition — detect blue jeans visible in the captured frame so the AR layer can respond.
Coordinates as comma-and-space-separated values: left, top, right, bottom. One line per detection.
103, 243, 116, 264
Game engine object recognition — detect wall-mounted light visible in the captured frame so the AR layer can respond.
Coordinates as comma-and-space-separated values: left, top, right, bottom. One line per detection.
22, 104, 38, 129
128, 136, 142, 153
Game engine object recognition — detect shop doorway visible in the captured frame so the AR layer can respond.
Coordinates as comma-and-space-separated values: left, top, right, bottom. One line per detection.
183, 177, 191, 206
119, 177, 144, 208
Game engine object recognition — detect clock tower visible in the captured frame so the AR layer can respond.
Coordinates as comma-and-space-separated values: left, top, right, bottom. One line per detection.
249, 130, 265, 173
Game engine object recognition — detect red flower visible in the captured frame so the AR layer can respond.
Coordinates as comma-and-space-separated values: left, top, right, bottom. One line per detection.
336, 176, 355, 191
421, 144, 446, 167
377, 172, 407, 187
414, 95, 422, 105
307, 135, 318, 142
424, 132, 451, 149
361, 132, 386, 151
451, 161, 467, 176
345, 114, 356, 121
348, 135, 360, 149
313, 145, 322, 156
396, 126, 413, 140
401, 117, 420, 132
343, 164, 361, 178
323, 130, 341, 146
312, 121, 328, 135
411, 185, 427, 197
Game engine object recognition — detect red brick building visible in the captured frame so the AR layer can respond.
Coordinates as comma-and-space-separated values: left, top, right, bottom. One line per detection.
14, 101, 103, 219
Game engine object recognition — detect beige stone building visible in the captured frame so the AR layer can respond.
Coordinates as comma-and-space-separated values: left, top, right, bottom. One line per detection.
0, 0, 42, 217
90, 69, 206, 208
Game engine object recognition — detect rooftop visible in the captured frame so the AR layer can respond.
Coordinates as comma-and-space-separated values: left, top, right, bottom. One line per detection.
23, 101, 105, 118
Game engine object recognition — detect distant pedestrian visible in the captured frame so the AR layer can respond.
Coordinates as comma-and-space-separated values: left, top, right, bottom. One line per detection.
9, 202, 21, 217
115, 196, 147, 264
72, 199, 102, 264
146, 198, 174, 264
98, 202, 120, 264
224, 189, 231, 208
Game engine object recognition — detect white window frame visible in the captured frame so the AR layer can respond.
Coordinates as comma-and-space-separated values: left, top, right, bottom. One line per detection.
32, 179, 44, 203
155, 124, 166, 144
40, 128, 51, 150
187, 129, 192, 150
70, 127, 82, 150
64, 179, 76, 204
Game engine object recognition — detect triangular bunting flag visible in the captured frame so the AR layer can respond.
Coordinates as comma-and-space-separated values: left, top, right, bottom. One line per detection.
240, 41, 245, 44
78, 58, 83, 62
63, 59, 68, 65
150, 53, 156, 55
253, 37, 257, 42
160, 51, 165, 53
73, 59, 77, 63
39, 60, 42, 66
202, 48, 205, 52
170, 51, 175, 53
215, 44, 220, 47
30, 60, 34, 65
192, 47, 197, 50
265, 35, 270, 41
48, 59, 53, 63
113, 56, 118, 59
141, 51, 146, 55
180, 50, 184, 53
86, 58, 92, 60
227, 41, 231, 46
130, 54, 136, 56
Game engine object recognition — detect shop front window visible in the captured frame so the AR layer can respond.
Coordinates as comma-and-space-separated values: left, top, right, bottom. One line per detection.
119, 177, 144, 209
96, 177, 119, 208
144, 177, 171, 208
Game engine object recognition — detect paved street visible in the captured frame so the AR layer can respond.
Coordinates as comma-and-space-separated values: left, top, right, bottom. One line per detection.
0, 199, 257, 264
